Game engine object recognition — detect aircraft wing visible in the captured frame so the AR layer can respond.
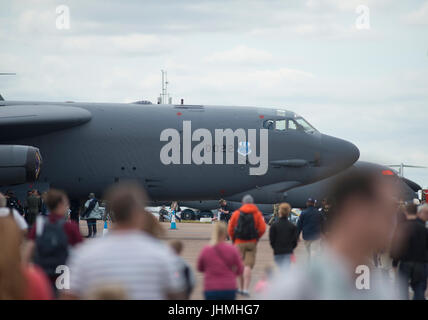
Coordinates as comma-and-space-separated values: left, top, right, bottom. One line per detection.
0, 104, 92, 141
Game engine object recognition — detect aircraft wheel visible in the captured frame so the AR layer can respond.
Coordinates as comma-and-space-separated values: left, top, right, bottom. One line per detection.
181, 209, 195, 220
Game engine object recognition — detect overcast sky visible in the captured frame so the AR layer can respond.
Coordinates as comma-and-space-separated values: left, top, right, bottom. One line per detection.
1, 0, 427, 188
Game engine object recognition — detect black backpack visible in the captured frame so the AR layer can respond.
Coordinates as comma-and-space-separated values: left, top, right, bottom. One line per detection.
33, 217, 69, 277
81, 198, 97, 218
234, 212, 258, 240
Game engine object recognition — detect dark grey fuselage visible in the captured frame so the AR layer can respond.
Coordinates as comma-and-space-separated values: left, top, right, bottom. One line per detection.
0, 101, 359, 201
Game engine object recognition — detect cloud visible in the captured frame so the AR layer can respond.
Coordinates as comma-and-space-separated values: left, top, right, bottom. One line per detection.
3, 0, 381, 38
403, 1, 428, 25
59, 33, 177, 55
203, 46, 272, 64
16, 8, 56, 34
304, 0, 394, 11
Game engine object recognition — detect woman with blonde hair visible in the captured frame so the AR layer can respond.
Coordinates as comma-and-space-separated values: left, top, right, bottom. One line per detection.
170, 201, 181, 222
197, 222, 243, 300
0, 215, 52, 300
269, 202, 299, 267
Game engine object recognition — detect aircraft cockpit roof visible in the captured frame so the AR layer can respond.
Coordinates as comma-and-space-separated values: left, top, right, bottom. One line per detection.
261, 108, 318, 134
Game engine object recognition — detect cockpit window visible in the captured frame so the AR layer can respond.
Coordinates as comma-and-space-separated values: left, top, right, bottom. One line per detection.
295, 117, 316, 133
263, 117, 317, 133
288, 120, 297, 130
275, 120, 286, 131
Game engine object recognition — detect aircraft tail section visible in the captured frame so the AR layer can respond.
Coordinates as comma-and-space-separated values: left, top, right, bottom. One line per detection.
0, 94, 3, 101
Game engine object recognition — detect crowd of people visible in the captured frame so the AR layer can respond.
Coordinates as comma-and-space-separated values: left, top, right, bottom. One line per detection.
0, 167, 427, 300
2, 190, 47, 227
264, 171, 428, 300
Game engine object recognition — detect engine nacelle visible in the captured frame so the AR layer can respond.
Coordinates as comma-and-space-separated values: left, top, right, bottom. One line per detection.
0, 145, 42, 186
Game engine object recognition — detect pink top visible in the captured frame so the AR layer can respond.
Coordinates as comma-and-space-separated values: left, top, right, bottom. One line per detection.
197, 242, 244, 291
24, 265, 53, 300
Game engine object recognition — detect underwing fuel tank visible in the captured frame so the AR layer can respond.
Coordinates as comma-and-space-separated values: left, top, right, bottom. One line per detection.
0, 145, 42, 186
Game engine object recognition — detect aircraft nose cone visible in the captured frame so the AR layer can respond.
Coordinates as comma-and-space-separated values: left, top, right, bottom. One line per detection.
320, 134, 360, 171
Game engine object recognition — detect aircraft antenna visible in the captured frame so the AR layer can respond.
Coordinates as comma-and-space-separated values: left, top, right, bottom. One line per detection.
159, 70, 171, 104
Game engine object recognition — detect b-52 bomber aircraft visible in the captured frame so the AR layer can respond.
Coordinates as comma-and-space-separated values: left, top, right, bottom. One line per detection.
0, 93, 359, 204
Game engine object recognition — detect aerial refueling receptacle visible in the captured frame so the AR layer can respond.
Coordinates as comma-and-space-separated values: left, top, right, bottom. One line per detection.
0, 145, 42, 186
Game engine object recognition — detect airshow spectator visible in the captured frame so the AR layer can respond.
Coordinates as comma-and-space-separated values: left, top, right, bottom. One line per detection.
6, 190, 24, 215
269, 203, 299, 267
417, 203, 428, 223
218, 199, 232, 223
24, 189, 83, 293
198, 222, 243, 300
297, 198, 323, 261
391, 203, 428, 300
0, 192, 28, 232
40, 192, 48, 216
170, 240, 196, 299
228, 195, 266, 297
26, 190, 40, 228
159, 205, 169, 222
171, 201, 182, 222
0, 214, 53, 300
24, 190, 32, 217
268, 204, 279, 226
319, 198, 329, 219
82, 193, 103, 238
64, 182, 185, 300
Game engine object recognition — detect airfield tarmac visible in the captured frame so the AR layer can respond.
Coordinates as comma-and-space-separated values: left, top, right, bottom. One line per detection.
79, 220, 306, 300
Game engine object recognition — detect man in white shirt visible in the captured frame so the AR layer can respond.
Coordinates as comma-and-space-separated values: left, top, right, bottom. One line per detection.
63, 182, 185, 300
0, 192, 28, 231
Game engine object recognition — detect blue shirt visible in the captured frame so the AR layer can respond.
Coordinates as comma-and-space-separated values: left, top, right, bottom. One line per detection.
297, 206, 322, 241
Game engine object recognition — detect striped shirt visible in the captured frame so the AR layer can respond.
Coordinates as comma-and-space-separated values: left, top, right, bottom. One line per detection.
68, 231, 184, 299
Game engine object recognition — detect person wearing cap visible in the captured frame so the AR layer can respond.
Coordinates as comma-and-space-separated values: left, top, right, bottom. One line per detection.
25, 190, 41, 228
296, 198, 323, 261
82, 193, 103, 238
228, 194, 266, 297
0, 192, 28, 232
218, 199, 232, 223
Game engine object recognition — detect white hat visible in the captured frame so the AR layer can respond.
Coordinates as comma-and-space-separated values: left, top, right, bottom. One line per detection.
242, 194, 254, 204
